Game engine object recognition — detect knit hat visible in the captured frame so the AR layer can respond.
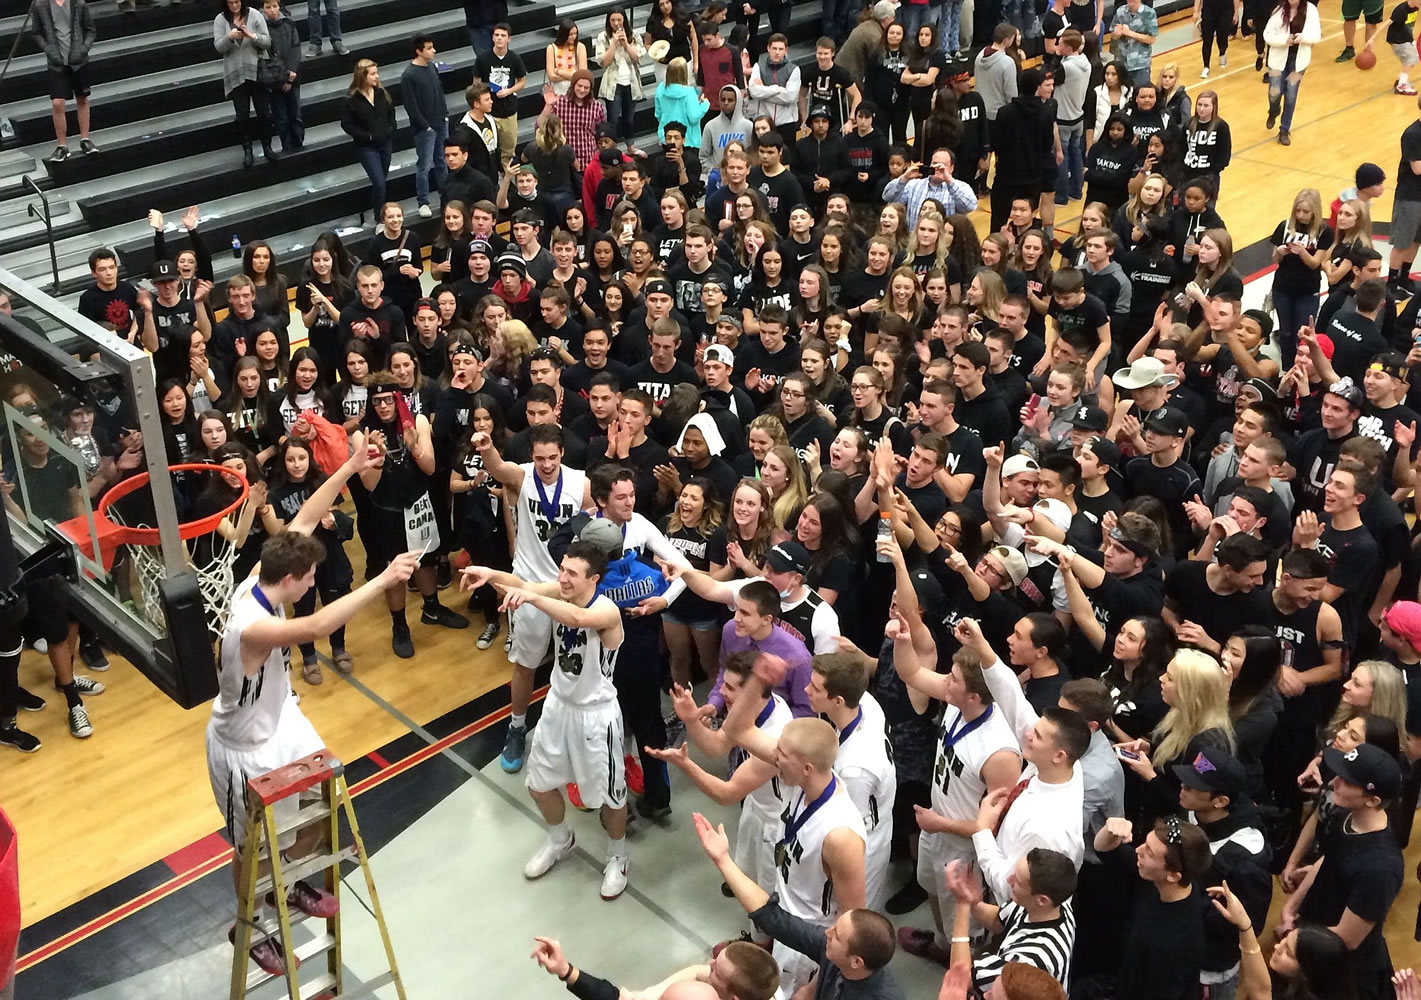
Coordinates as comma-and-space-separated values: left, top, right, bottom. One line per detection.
469, 238, 494, 259
497, 252, 527, 279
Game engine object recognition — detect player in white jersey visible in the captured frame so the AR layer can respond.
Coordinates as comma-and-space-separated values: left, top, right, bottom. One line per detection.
460, 541, 633, 900
473, 424, 591, 774
722, 661, 866, 998
206, 433, 420, 977
891, 628, 1023, 964
805, 652, 898, 911
648, 651, 793, 940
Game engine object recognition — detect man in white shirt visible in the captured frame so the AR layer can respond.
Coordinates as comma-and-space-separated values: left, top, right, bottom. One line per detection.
954, 619, 1090, 901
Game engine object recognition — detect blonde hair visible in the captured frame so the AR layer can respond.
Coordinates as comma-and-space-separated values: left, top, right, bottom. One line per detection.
348, 59, 388, 101
536, 114, 566, 153
496, 320, 537, 374
913, 210, 949, 270
1337, 198, 1375, 250
781, 717, 840, 771
1193, 227, 1234, 290
972, 269, 1007, 321
1151, 649, 1236, 766
748, 413, 789, 451
1326, 660, 1409, 744
766, 444, 809, 529
1291, 188, 1325, 240
666, 56, 690, 86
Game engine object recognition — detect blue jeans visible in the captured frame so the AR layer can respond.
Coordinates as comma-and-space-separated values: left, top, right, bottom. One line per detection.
900, 2, 934, 33
1272, 287, 1314, 368
1269, 69, 1304, 132
269, 81, 304, 151
306, 0, 341, 43
938, 0, 964, 51
413, 122, 448, 206
355, 142, 392, 216
1054, 121, 1084, 204
823, 0, 857, 40
604, 85, 635, 141
467, 23, 494, 55
1003, 0, 1040, 38
1129, 65, 1153, 87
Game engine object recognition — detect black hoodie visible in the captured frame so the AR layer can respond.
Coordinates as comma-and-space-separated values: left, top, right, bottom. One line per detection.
1084, 115, 1140, 211
844, 127, 890, 204
699, 387, 753, 456
992, 94, 1054, 187
1163, 202, 1225, 277
1198, 806, 1273, 976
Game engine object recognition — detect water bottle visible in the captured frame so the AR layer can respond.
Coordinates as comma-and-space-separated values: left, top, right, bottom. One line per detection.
231, 235, 241, 259
875, 511, 894, 563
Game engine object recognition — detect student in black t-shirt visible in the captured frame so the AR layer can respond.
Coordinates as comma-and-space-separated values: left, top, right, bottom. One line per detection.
950, 342, 1015, 448
77, 248, 140, 339
472, 24, 528, 171
1297, 459, 1381, 645
799, 38, 860, 131
1044, 267, 1112, 388
1163, 534, 1272, 654
142, 259, 212, 385
1283, 743, 1404, 1000
1124, 405, 1201, 559
1269, 191, 1334, 369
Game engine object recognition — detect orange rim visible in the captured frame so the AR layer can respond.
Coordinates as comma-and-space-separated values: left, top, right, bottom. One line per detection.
97, 463, 250, 546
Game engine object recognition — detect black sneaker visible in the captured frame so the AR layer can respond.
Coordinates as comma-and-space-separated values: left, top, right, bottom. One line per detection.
1336, 45, 1356, 62
79, 641, 109, 671
79, 138, 98, 155
1265, 106, 1279, 130
476, 622, 499, 649
51, 145, 68, 162
635, 797, 672, 821
16, 687, 44, 712
436, 561, 452, 591
421, 604, 470, 629
392, 623, 415, 659
0, 724, 40, 753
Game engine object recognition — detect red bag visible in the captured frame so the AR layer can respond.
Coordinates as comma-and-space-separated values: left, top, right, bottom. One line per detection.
291, 410, 349, 477
0, 807, 17, 991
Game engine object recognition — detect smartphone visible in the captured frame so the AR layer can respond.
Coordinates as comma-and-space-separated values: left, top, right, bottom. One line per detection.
1114, 746, 1141, 761
1027, 393, 1041, 411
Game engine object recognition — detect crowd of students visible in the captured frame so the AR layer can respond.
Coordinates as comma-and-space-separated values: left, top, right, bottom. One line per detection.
13, 1, 1421, 998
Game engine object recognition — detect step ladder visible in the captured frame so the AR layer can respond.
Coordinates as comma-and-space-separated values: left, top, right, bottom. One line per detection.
229, 748, 406, 1000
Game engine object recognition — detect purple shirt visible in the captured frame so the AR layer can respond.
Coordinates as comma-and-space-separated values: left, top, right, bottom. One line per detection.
708, 620, 815, 717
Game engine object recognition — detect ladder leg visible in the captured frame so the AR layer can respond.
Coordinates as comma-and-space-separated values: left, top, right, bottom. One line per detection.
262, 804, 302, 1000
229, 806, 263, 1000
337, 775, 408, 1000
323, 775, 343, 996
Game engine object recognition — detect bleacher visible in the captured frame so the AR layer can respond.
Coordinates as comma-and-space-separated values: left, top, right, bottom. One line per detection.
0, 0, 824, 306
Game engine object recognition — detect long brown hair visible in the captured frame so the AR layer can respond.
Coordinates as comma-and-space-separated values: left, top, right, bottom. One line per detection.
1275, 0, 1307, 34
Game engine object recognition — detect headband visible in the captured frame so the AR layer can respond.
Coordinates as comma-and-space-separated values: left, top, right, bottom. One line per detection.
367, 381, 400, 396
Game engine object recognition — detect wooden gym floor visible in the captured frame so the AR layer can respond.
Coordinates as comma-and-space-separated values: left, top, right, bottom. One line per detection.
9, 4, 1421, 975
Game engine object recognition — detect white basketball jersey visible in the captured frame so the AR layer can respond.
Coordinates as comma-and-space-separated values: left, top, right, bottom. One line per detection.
776, 779, 866, 926
835, 693, 897, 900
549, 595, 621, 707
209, 577, 295, 748
930, 704, 1021, 823
734, 694, 794, 818
513, 465, 587, 581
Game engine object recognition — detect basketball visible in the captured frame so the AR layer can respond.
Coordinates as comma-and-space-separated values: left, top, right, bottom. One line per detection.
1357, 47, 1377, 69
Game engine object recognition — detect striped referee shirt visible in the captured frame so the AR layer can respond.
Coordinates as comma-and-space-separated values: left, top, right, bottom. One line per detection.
972, 900, 1076, 994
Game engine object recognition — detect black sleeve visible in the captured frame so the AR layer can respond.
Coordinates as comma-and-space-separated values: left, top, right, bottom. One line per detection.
548, 512, 592, 566
189, 225, 215, 282
749, 898, 828, 962
1214, 121, 1232, 173
566, 970, 621, 1000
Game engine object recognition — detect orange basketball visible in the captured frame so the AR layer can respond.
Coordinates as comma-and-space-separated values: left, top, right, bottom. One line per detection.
1356, 47, 1377, 69
452, 549, 471, 570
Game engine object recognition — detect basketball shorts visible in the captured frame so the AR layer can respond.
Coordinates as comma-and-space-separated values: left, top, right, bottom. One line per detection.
508, 600, 554, 669
1340, 0, 1384, 22
734, 803, 784, 893
524, 694, 627, 810
772, 942, 820, 1000
917, 829, 979, 902
206, 707, 323, 850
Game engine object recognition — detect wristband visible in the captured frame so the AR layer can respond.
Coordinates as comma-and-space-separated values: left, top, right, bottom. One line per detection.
951, 936, 971, 943
560, 965, 575, 982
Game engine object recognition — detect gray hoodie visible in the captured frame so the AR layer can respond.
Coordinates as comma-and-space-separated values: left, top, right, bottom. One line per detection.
701, 87, 752, 180
974, 47, 1018, 121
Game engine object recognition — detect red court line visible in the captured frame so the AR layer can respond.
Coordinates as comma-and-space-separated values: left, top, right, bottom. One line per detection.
16, 685, 549, 972
367, 750, 391, 770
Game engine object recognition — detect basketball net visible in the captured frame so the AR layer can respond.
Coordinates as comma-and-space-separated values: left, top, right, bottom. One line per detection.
107, 502, 241, 637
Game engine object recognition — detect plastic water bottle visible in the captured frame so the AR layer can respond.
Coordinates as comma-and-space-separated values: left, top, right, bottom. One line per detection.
231, 235, 241, 259
875, 511, 894, 563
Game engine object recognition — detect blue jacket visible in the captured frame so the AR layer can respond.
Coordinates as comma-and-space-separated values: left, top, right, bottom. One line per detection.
654, 82, 709, 144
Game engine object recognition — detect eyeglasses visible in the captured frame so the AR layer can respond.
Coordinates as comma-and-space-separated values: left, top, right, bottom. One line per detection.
781, 388, 806, 399
850, 383, 875, 392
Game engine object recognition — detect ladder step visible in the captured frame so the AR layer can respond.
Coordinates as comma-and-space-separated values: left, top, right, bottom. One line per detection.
261, 803, 335, 847
243, 933, 337, 993
297, 971, 338, 1000
254, 845, 357, 897
330, 970, 397, 999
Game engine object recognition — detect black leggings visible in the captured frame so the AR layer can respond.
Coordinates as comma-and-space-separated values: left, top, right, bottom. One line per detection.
230, 80, 273, 144
0, 616, 21, 722
1200, 10, 1232, 67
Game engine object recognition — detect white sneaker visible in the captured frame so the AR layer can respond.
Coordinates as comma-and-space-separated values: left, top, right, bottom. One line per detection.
1219, 53, 1228, 67
418, 204, 433, 218
524, 832, 575, 879
1200, 66, 1210, 78
600, 855, 629, 900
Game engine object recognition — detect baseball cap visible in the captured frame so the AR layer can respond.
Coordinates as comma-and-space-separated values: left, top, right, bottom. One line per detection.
1356, 162, 1386, 189
413, 297, 438, 315
1002, 454, 1040, 478
1142, 406, 1189, 438
765, 541, 810, 575
988, 545, 1028, 586
909, 567, 946, 622
644, 278, 673, 299
807, 105, 831, 122
1172, 749, 1247, 799
1385, 601, 1421, 649
703, 344, 735, 366
578, 518, 624, 556
1370, 352, 1408, 380
1323, 743, 1403, 799
1069, 404, 1108, 432
1083, 435, 1121, 470
150, 259, 178, 281
514, 163, 538, 180
596, 122, 617, 140
1326, 376, 1364, 409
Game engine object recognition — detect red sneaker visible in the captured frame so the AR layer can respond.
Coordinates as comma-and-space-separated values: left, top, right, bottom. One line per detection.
229, 924, 296, 977
624, 753, 645, 796
287, 880, 339, 919
897, 927, 951, 966
567, 782, 591, 810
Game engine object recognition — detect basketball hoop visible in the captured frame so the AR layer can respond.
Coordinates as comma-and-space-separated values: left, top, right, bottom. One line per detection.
91, 463, 251, 635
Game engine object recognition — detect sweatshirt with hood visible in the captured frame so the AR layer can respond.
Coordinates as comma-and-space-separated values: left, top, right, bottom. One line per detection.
655, 81, 710, 145
701, 87, 752, 179
748, 51, 801, 125
1084, 112, 1140, 210
974, 46, 1018, 120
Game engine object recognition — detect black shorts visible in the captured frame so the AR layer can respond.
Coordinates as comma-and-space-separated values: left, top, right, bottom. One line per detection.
364, 507, 440, 574
21, 577, 73, 645
46, 63, 90, 101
